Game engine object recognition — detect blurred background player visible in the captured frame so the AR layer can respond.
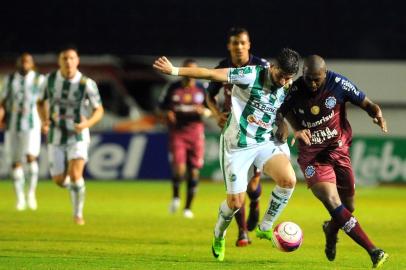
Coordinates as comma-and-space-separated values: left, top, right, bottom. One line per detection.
0, 53, 44, 211
277, 55, 389, 268
206, 27, 268, 246
159, 59, 208, 219
37, 46, 104, 225
153, 48, 300, 262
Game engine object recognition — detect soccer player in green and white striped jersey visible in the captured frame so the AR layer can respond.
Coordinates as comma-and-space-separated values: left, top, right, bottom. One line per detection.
0, 53, 44, 211
37, 46, 104, 225
153, 48, 300, 261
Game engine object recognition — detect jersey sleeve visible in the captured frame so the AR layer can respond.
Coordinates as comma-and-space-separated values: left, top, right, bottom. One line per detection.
206, 61, 225, 98
0, 75, 10, 103
206, 81, 222, 98
279, 89, 295, 116
85, 79, 102, 109
335, 74, 366, 105
227, 65, 258, 85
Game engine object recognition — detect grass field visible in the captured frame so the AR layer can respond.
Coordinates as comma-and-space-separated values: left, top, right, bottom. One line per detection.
0, 180, 405, 270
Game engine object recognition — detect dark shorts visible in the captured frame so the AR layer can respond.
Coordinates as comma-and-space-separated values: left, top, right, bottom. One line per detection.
298, 145, 355, 197
169, 124, 205, 169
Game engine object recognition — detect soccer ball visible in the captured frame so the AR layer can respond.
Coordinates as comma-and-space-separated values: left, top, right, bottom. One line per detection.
272, 221, 303, 252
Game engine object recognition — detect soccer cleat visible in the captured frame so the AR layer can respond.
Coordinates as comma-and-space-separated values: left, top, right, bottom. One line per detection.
235, 230, 251, 247
322, 221, 338, 261
256, 226, 274, 246
27, 194, 38, 210
370, 248, 389, 268
183, 209, 194, 219
74, 216, 85, 226
211, 236, 225, 261
16, 200, 27, 211
169, 197, 180, 214
247, 201, 260, 231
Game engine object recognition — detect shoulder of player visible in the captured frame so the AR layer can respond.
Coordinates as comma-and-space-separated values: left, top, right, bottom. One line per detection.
325, 70, 350, 89
216, 58, 229, 68
250, 55, 270, 67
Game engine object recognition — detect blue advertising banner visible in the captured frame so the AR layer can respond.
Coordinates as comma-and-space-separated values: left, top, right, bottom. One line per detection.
0, 133, 405, 183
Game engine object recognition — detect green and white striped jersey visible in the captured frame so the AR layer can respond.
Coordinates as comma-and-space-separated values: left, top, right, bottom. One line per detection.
38, 70, 102, 145
0, 70, 44, 132
223, 65, 291, 148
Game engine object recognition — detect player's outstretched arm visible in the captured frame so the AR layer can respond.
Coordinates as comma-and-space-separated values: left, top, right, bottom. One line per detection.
359, 97, 388, 133
153, 56, 229, 82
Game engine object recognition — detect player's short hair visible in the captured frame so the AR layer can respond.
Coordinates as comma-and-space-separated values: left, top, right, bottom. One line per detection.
182, 58, 197, 67
59, 44, 79, 55
227, 27, 250, 42
275, 48, 300, 75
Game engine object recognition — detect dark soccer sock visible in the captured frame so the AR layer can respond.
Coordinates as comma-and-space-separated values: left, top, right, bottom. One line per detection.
185, 178, 198, 209
247, 183, 262, 207
234, 205, 247, 231
172, 176, 181, 198
331, 205, 375, 252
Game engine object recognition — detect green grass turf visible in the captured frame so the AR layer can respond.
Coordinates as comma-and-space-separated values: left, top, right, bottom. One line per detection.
0, 180, 404, 270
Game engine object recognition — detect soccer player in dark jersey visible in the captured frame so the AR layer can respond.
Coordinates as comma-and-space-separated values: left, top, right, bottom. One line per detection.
277, 55, 389, 268
206, 27, 268, 247
160, 59, 207, 219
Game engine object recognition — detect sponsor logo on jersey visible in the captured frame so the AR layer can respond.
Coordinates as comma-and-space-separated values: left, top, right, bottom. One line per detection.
305, 165, 316, 178
298, 108, 304, 114
340, 79, 360, 96
311, 105, 320, 115
335, 77, 341, 83
301, 110, 334, 128
194, 92, 204, 103
230, 173, 237, 182
247, 114, 272, 129
325, 96, 337, 109
183, 93, 192, 103
311, 127, 338, 144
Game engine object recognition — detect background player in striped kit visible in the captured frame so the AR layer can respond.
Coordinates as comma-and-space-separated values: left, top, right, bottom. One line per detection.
37, 46, 104, 225
0, 53, 44, 211
153, 48, 300, 261
206, 27, 268, 246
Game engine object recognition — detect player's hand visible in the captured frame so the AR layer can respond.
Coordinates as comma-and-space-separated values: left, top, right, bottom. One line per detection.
291, 129, 312, 146
167, 110, 176, 124
153, 56, 174, 75
373, 116, 388, 133
74, 116, 89, 133
215, 112, 229, 128
275, 121, 289, 143
41, 122, 50, 135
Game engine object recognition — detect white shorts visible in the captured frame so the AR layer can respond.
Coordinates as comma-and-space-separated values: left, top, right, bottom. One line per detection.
219, 136, 290, 194
4, 129, 41, 164
48, 141, 89, 176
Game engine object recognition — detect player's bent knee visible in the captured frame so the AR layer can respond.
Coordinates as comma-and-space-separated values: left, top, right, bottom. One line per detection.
227, 195, 245, 210
52, 176, 65, 187
276, 175, 296, 188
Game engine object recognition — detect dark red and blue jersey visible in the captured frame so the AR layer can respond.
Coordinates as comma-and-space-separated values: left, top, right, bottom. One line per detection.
159, 80, 206, 130
280, 70, 366, 154
206, 55, 269, 112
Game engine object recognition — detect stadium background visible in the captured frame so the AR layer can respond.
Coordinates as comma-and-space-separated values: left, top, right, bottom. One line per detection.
0, 0, 405, 184
0, 1, 405, 269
